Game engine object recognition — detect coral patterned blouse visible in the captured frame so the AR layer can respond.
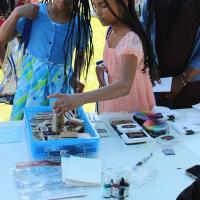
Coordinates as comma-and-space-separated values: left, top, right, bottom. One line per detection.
99, 31, 156, 113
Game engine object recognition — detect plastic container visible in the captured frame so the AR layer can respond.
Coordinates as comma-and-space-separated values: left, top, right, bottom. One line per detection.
24, 106, 100, 158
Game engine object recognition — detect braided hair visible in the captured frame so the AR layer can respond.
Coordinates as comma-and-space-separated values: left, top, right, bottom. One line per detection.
104, 0, 156, 82
42, 0, 93, 84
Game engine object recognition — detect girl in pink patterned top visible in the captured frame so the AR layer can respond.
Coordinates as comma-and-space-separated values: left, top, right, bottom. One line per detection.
49, 0, 156, 114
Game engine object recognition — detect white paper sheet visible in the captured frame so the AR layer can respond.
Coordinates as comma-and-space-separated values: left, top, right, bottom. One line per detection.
62, 156, 102, 186
104, 71, 109, 85
153, 77, 172, 92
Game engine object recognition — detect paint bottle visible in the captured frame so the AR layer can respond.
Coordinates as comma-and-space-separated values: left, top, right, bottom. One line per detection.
112, 177, 119, 198
124, 177, 130, 197
103, 176, 112, 198
117, 177, 126, 200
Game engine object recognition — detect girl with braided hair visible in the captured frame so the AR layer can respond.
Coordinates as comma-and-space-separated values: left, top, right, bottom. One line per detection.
49, 0, 156, 114
0, 0, 93, 120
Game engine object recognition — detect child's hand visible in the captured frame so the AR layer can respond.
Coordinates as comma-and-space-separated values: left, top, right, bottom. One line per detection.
75, 80, 85, 93
48, 93, 82, 115
71, 79, 85, 93
15, 4, 39, 19
96, 65, 108, 87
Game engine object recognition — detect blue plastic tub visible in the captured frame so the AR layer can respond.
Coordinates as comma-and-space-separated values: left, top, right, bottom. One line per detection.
24, 106, 100, 158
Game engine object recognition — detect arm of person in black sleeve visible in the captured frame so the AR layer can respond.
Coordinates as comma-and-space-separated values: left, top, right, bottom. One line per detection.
171, 27, 200, 98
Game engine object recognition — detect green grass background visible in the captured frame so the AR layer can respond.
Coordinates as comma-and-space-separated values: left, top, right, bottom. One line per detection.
0, 18, 106, 121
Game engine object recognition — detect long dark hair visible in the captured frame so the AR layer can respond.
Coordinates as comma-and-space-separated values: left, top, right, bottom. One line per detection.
42, 0, 93, 84
104, 0, 156, 82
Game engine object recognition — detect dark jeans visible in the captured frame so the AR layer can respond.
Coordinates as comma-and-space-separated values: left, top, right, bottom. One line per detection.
155, 81, 200, 109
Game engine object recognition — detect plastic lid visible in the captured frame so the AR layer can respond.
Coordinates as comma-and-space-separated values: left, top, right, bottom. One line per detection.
104, 176, 111, 184
113, 176, 120, 184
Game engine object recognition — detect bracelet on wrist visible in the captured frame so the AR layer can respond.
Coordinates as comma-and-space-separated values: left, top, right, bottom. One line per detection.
181, 78, 187, 86
179, 75, 187, 86
181, 72, 191, 83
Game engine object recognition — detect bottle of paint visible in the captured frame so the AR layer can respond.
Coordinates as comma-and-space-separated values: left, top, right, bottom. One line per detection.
124, 177, 130, 197
103, 176, 112, 198
117, 177, 126, 200
112, 177, 120, 198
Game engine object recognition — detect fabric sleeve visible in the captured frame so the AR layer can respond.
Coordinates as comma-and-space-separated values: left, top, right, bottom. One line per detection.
140, 0, 148, 28
16, 17, 26, 34
117, 32, 143, 61
188, 27, 200, 70
140, 0, 159, 66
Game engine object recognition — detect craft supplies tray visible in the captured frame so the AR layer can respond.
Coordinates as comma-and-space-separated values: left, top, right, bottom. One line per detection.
24, 106, 100, 158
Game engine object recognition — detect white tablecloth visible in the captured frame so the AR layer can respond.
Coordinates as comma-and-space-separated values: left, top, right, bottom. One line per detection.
0, 109, 200, 200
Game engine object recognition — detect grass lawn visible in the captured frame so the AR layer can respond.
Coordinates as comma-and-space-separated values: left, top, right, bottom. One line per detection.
0, 17, 106, 121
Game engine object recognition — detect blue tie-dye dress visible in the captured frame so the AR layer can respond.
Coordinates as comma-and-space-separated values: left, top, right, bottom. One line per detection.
11, 3, 88, 120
